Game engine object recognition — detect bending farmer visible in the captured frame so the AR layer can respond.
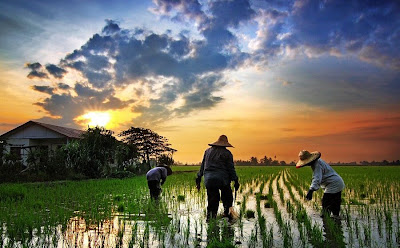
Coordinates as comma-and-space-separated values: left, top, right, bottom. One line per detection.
296, 150, 345, 218
196, 135, 239, 220
146, 165, 172, 200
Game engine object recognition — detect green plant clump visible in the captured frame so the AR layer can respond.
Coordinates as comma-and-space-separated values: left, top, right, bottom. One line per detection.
264, 201, 271, 208
245, 209, 255, 218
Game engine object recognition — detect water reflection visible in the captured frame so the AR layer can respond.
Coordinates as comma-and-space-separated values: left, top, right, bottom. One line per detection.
62, 210, 173, 248
64, 216, 126, 247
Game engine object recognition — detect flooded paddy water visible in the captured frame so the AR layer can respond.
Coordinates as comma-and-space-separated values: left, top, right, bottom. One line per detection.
0, 166, 399, 247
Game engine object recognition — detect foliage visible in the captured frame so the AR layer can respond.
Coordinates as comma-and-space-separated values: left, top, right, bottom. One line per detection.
1, 125, 179, 182
158, 153, 174, 166
75, 126, 118, 178
118, 127, 177, 169
0, 151, 25, 182
115, 143, 139, 170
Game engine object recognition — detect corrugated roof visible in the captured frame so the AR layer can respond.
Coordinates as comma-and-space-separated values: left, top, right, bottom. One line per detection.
33, 121, 85, 138
0, 120, 85, 139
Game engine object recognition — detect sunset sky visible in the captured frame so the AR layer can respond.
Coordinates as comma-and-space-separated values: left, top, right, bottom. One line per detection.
1, 0, 399, 164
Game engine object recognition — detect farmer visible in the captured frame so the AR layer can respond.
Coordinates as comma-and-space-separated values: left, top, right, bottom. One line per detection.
146, 164, 172, 200
196, 135, 239, 220
296, 150, 345, 218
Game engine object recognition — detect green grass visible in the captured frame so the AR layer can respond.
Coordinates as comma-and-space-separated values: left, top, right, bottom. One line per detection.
0, 165, 399, 247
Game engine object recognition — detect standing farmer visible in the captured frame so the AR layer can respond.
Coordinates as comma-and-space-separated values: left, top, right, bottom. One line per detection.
146, 165, 172, 200
196, 135, 239, 220
296, 150, 345, 218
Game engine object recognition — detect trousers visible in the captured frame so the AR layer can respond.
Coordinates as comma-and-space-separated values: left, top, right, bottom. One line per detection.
206, 183, 233, 219
322, 191, 342, 216
148, 180, 161, 200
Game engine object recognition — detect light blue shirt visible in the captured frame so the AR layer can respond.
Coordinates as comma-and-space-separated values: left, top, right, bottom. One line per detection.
310, 159, 345, 194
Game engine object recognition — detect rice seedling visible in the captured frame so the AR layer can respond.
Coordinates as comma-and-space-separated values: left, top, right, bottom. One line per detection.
245, 209, 255, 219
0, 165, 399, 247
177, 195, 185, 202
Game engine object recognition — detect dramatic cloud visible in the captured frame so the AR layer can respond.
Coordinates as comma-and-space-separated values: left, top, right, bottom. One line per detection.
151, 0, 206, 23
57, 83, 70, 90
26, 62, 48, 79
32, 85, 54, 94
250, 0, 400, 69
45, 64, 67, 78
26, 0, 400, 128
28, 14, 247, 127
208, 0, 255, 28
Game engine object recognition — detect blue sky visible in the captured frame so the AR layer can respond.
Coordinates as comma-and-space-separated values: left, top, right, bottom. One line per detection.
1, 0, 399, 162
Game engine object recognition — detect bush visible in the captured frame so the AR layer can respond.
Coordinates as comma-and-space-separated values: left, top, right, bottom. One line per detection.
108, 171, 134, 179
0, 153, 25, 183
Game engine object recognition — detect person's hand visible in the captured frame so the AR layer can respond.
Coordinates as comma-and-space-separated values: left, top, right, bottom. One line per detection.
196, 176, 201, 191
305, 189, 314, 200
234, 180, 240, 191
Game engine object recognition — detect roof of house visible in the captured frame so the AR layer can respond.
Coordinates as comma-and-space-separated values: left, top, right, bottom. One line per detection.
0, 120, 85, 139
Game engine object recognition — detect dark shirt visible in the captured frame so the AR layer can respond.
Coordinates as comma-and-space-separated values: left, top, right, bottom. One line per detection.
197, 146, 238, 188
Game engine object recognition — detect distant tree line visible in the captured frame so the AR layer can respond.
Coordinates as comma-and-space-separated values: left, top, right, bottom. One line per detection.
232, 156, 400, 166
234, 156, 294, 166
331, 160, 400, 166
0, 126, 176, 183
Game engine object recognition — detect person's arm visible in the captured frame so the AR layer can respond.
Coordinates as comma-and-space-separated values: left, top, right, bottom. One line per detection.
197, 151, 206, 178
196, 151, 206, 190
310, 162, 322, 191
225, 150, 237, 181
305, 162, 322, 200
226, 150, 239, 190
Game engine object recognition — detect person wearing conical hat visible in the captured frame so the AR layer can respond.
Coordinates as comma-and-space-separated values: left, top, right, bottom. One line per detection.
196, 135, 239, 220
146, 164, 173, 200
296, 150, 345, 218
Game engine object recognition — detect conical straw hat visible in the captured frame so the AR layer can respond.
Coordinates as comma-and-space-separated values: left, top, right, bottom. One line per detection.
296, 150, 321, 168
208, 135, 234, 147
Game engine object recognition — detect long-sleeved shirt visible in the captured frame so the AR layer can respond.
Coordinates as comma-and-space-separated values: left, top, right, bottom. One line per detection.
197, 146, 238, 188
310, 159, 345, 194
146, 167, 167, 183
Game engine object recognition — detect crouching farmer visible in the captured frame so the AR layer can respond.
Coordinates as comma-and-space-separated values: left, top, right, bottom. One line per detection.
196, 135, 239, 220
296, 150, 345, 218
146, 165, 172, 200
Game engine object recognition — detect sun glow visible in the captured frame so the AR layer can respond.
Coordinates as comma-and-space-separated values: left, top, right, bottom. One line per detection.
81, 111, 111, 127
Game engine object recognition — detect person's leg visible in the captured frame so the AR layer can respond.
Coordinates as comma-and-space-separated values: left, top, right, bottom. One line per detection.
220, 184, 233, 216
322, 192, 342, 217
322, 193, 333, 217
148, 180, 161, 200
206, 186, 220, 220
331, 191, 342, 216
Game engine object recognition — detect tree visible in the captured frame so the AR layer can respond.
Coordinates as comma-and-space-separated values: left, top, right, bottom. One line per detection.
158, 154, 174, 166
77, 126, 118, 178
250, 156, 258, 165
119, 127, 177, 171
260, 156, 272, 166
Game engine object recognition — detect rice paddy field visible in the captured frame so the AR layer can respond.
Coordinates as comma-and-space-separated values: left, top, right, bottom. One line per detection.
0, 166, 399, 247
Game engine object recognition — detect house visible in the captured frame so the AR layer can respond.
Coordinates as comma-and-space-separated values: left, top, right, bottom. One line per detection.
0, 120, 84, 165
